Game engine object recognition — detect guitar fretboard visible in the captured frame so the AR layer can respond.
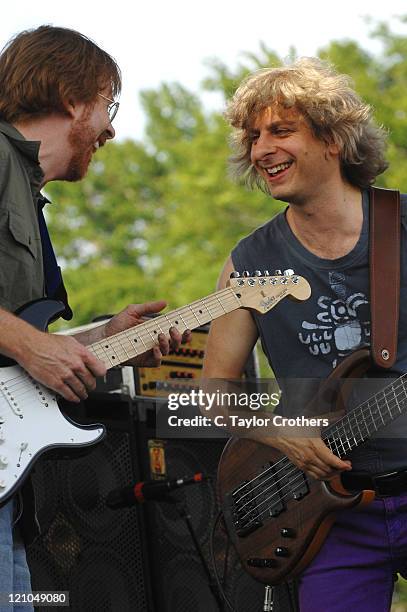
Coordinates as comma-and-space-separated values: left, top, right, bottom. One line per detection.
87, 287, 240, 368
323, 374, 407, 456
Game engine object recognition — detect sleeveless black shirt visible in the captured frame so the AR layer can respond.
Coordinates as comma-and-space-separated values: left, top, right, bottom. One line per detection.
232, 190, 407, 472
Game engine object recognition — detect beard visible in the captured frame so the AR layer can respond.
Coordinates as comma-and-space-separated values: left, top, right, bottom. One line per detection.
65, 116, 97, 182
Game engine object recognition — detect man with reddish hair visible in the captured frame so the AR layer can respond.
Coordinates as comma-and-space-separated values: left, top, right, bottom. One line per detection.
0, 25, 188, 607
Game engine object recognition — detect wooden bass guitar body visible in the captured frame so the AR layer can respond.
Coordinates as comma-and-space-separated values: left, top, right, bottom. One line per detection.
217, 349, 376, 585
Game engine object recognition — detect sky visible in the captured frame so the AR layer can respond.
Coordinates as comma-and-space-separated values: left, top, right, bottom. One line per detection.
1, 1, 406, 141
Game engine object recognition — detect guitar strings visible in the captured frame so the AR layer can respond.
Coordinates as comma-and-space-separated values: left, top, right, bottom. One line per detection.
90, 291, 236, 361
233, 371, 407, 505
236, 385, 407, 530
89, 279, 295, 365
0, 370, 37, 399
1, 277, 292, 386
1, 289, 240, 388
89, 289, 239, 365
0, 285, 266, 404
232, 375, 407, 527
235, 379, 407, 524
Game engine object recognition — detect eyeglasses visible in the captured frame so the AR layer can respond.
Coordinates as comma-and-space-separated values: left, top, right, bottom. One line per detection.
98, 92, 120, 123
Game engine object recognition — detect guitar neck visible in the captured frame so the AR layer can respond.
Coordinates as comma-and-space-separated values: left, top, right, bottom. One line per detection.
87, 287, 241, 369
322, 374, 407, 457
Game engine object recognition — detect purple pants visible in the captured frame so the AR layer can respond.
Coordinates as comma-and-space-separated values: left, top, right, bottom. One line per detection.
298, 494, 407, 611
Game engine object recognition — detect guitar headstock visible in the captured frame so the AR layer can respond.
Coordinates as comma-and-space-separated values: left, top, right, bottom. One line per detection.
228, 269, 311, 314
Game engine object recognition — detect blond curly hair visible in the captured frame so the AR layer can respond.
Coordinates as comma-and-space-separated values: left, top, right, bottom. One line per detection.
225, 57, 388, 189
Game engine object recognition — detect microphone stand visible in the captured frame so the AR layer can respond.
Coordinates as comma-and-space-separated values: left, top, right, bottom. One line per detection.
160, 494, 226, 611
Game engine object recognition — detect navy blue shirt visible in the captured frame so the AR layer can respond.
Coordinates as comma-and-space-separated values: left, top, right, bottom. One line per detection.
232, 190, 407, 472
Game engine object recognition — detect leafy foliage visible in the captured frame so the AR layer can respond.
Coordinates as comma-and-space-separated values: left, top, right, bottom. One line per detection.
45, 17, 407, 330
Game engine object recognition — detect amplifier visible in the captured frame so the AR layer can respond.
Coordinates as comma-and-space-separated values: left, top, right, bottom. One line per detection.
135, 326, 209, 398
91, 323, 258, 399
159, 327, 207, 365
95, 365, 137, 398
136, 363, 201, 397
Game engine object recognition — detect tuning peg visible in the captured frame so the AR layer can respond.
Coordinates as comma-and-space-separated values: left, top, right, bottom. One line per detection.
254, 270, 262, 277
242, 271, 250, 277
230, 271, 241, 278
284, 269, 295, 276
263, 270, 270, 276
274, 269, 282, 276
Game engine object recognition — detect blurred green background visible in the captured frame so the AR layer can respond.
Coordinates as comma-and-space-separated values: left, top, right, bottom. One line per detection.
46, 17, 407, 327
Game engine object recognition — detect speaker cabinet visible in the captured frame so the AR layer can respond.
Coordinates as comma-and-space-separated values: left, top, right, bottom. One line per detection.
26, 393, 296, 611
135, 401, 265, 612
26, 395, 153, 612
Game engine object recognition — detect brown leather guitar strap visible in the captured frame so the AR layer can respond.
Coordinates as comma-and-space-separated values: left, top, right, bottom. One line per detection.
369, 186, 401, 368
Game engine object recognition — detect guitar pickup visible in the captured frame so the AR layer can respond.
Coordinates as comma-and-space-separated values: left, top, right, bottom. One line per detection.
291, 470, 310, 500
229, 461, 288, 538
261, 462, 285, 518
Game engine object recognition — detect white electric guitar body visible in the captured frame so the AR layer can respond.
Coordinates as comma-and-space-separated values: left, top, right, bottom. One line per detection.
0, 271, 311, 505
0, 299, 105, 506
0, 363, 105, 497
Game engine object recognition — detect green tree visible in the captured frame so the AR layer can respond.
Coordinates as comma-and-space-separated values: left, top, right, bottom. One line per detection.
44, 17, 407, 330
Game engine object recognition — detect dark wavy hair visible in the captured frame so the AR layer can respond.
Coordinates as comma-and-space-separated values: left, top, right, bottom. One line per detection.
225, 57, 388, 189
0, 25, 121, 123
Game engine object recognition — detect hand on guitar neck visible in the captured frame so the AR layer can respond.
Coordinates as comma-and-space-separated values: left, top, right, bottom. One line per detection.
0, 301, 190, 403
268, 434, 352, 481
0, 272, 309, 507
99, 301, 191, 367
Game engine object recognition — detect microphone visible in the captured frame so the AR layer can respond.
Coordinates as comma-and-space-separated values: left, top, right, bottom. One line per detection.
106, 473, 207, 508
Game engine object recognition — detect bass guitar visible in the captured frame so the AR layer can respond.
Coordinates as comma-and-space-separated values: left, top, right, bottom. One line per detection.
0, 270, 310, 505
217, 348, 405, 584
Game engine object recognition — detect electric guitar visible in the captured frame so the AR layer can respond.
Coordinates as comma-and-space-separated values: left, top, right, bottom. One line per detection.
0, 270, 310, 505
217, 348, 407, 585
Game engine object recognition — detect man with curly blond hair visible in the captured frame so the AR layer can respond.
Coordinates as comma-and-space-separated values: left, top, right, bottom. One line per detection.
203, 58, 407, 610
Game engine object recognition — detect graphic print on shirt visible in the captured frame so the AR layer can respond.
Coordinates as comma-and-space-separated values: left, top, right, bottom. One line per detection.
298, 273, 370, 368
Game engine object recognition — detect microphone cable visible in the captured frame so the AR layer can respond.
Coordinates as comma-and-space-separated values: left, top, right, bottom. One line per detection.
209, 510, 236, 612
